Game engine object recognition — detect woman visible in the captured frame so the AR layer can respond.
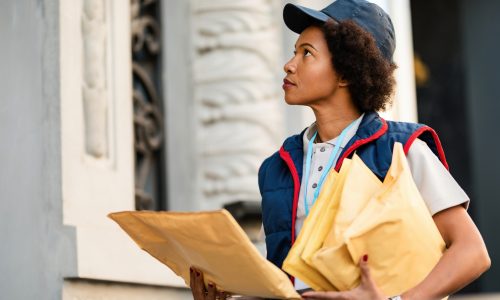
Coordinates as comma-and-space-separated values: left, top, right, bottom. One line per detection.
191, 0, 490, 299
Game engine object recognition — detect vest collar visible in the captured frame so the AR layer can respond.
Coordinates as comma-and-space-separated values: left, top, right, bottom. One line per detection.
335, 111, 388, 171
279, 111, 387, 183
353, 111, 384, 138
281, 128, 306, 153
281, 111, 385, 154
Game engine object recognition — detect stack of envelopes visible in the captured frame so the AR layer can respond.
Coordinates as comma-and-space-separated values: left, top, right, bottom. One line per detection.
283, 143, 446, 296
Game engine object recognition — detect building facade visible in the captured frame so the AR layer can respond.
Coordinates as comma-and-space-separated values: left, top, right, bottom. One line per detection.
0, 0, 497, 299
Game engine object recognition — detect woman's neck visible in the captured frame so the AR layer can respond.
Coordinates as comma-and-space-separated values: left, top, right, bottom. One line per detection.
311, 103, 361, 142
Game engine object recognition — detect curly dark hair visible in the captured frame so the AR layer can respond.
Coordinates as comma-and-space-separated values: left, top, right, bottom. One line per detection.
321, 20, 396, 112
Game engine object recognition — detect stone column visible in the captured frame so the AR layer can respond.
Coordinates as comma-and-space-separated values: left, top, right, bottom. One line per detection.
192, 0, 285, 210
164, 0, 285, 212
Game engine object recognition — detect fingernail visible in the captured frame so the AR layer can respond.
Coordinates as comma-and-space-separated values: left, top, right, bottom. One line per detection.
196, 271, 200, 277
208, 283, 213, 288
363, 254, 368, 262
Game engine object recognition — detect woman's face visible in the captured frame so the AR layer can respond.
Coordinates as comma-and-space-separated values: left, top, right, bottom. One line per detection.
283, 25, 343, 106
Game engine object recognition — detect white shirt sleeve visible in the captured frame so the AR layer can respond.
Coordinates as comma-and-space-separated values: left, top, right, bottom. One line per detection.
407, 138, 470, 215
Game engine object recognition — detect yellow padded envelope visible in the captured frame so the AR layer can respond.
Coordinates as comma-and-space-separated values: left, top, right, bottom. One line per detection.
282, 161, 351, 291
310, 154, 382, 291
312, 143, 446, 296
109, 210, 300, 299
301, 160, 352, 267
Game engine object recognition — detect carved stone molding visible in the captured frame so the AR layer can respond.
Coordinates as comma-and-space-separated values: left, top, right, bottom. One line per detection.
192, 0, 284, 208
82, 0, 109, 158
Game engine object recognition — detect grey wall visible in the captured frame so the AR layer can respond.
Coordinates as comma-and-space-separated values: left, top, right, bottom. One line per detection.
461, 0, 500, 292
0, 1, 76, 299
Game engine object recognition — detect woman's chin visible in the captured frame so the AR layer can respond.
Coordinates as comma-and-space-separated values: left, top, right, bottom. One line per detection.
284, 96, 303, 105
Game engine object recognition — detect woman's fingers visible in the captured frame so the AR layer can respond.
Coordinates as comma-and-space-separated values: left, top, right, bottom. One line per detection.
189, 267, 195, 290
217, 290, 229, 300
196, 268, 208, 299
190, 267, 202, 298
302, 254, 385, 300
207, 282, 217, 299
189, 267, 230, 300
359, 254, 371, 284
190, 267, 206, 299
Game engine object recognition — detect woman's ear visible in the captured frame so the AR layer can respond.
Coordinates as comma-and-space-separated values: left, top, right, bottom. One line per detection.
339, 77, 349, 87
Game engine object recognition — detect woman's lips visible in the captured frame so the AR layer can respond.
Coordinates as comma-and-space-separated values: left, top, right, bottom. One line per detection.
282, 78, 296, 90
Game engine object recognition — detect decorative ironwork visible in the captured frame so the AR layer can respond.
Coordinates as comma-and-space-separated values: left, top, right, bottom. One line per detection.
131, 0, 164, 210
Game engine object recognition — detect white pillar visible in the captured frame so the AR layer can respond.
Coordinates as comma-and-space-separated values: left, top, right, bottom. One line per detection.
377, 0, 418, 122
190, 0, 285, 210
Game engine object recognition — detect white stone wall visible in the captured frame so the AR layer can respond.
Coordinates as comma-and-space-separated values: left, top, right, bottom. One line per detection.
60, 0, 183, 290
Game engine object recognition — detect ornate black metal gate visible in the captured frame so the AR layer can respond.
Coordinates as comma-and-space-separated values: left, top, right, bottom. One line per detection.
131, 0, 165, 210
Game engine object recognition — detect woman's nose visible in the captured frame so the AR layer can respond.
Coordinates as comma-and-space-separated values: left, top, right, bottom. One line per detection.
284, 59, 296, 74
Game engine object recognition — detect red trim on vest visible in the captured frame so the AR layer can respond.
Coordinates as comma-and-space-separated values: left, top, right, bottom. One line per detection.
279, 146, 300, 284
279, 147, 300, 244
334, 118, 389, 172
403, 126, 449, 170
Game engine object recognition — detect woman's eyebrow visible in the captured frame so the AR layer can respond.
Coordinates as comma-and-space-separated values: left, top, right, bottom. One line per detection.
294, 42, 318, 51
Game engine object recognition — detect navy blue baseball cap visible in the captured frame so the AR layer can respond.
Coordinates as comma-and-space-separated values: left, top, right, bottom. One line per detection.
283, 0, 395, 62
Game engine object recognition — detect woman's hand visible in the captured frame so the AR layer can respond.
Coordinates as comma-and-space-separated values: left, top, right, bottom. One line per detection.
301, 255, 386, 300
190, 267, 230, 300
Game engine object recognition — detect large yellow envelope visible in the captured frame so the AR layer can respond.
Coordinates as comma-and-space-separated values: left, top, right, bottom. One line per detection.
109, 210, 300, 299
312, 143, 446, 296
300, 160, 352, 266
282, 161, 351, 291
310, 154, 382, 291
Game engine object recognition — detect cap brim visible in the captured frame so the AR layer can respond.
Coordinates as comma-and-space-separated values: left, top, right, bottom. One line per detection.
283, 3, 330, 34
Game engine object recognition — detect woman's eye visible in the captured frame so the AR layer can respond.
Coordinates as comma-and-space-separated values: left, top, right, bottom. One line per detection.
304, 49, 312, 57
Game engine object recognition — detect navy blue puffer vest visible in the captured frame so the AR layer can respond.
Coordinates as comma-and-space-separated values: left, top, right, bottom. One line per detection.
258, 112, 448, 270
